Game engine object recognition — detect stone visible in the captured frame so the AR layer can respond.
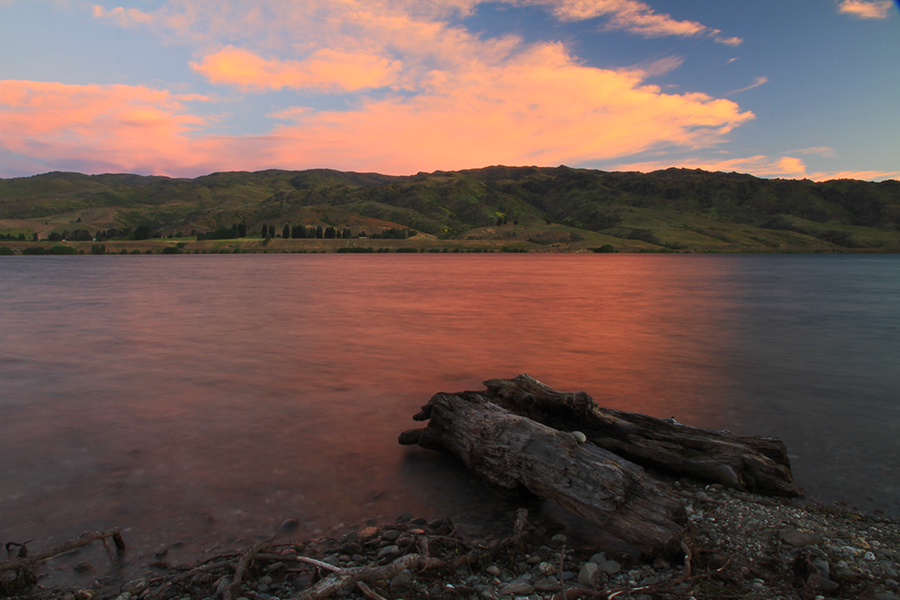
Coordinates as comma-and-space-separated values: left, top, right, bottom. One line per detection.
589, 553, 607, 565
781, 529, 824, 547
864, 551, 877, 561
550, 534, 567, 547
259, 576, 273, 585
279, 518, 299, 533
570, 431, 587, 443
485, 566, 500, 577
339, 542, 362, 555
538, 562, 555, 576
600, 560, 621, 575
382, 529, 401, 542
499, 581, 534, 596
376, 545, 400, 559
578, 562, 600, 587
358, 526, 379, 541
390, 572, 412, 588
533, 578, 562, 592
872, 593, 897, 600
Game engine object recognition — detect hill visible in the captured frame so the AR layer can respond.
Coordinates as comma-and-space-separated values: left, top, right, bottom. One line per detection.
1, 166, 898, 253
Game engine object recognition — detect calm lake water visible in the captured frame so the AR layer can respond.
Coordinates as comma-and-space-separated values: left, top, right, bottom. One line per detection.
1, 254, 898, 581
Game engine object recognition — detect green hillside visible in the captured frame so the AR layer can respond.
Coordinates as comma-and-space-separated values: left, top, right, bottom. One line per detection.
1, 166, 898, 252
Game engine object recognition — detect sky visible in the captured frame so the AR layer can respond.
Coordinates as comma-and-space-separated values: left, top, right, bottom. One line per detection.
0, 0, 898, 181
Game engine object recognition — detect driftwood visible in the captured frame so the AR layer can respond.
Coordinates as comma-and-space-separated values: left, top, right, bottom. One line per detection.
399, 391, 687, 555
1, 529, 125, 595
399, 375, 800, 556
484, 374, 798, 497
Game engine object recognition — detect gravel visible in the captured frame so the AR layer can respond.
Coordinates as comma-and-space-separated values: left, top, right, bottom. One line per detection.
8, 478, 900, 600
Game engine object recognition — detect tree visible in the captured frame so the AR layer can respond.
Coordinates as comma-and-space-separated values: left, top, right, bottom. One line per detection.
134, 223, 152, 240
315, 225, 323, 239
238, 222, 247, 237
268, 224, 275, 238
282, 224, 291, 239
261, 224, 269, 238
324, 226, 336, 239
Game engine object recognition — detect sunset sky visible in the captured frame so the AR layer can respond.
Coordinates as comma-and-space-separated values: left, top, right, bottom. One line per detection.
1, 0, 897, 181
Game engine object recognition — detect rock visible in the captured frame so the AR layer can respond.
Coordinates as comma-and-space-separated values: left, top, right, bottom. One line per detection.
781, 529, 824, 547
588, 553, 606, 565
258, 576, 273, 586
864, 551, 877, 561
872, 593, 897, 600
358, 526, 379, 541
389, 572, 412, 588
550, 534, 567, 547
376, 545, 400, 559
485, 566, 500, 577
339, 542, 362, 555
499, 581, 534, 596
538, 562, 555, 576
382, 529, 401, 542
599, 560, 621, 575
534, 578, 561, 592
397, 512, 413, 522
122, 579, 148, 596
279, 518, 300, 533
578, 562, 599, 587
570, 431, 587, 443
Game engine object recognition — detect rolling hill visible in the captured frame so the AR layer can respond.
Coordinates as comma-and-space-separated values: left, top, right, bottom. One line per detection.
1, 166, 898, 252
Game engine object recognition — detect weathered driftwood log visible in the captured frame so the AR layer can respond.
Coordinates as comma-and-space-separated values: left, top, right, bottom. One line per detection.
399, 391, 687, 555
483, 374, 798, 497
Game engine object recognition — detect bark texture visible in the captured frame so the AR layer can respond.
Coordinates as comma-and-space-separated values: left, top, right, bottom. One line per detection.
484, 374, 798, 497
400, 391, 687, 555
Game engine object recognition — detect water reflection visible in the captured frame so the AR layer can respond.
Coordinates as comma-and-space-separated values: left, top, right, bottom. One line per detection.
0, 254, 897, 583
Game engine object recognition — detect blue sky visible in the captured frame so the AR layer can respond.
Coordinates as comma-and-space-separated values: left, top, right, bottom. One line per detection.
0, 0, 897, 180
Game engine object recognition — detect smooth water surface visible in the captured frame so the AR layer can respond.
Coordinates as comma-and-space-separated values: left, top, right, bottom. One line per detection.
1, 254, 898, 578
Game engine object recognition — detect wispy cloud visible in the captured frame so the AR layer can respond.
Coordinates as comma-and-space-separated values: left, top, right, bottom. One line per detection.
728, 76, 768, 95
794, 146, 838, 158
837, 0, 894, 19
517, 0, 742, 44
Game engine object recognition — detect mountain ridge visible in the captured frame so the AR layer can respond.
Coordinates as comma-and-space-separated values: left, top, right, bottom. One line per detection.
1, 166, 898, 252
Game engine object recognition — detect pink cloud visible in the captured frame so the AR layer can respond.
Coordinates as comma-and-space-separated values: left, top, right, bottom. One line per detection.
0, 80, 207, 176
191, 46, 402, 92
243, 43, 753, 174
837, 0, 894, 19
610, 155, 899, 182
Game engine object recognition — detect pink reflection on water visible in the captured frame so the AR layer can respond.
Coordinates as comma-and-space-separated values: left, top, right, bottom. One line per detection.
1, 254, 746, 584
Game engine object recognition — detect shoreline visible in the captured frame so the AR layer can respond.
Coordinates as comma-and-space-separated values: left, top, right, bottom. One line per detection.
7, 479, 900, 600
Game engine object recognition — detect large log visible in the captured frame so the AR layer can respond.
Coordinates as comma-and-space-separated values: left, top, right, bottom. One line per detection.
483, 374, 798, 497
399, 391, 687, 556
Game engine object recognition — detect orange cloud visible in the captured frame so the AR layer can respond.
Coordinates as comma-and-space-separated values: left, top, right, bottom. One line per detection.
837, 0, 894, 19
191, 46, 402, 92
0, 80, 206, 175
0, 38, 755, 178
251, 43, 753, 174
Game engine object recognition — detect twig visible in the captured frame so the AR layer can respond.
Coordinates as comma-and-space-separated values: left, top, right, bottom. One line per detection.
490, 508, 529, 557
291, 553, 446, 600
355, 581, 388, 600
224, 541, 266, 600
0, 529, 125, 573
559, 543, 567, 600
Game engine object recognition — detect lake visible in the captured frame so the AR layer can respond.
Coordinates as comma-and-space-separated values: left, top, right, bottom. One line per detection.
1, 253, 898, 581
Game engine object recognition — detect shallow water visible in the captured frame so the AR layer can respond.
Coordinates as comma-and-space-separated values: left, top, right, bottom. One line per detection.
1, 254, 898, 580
